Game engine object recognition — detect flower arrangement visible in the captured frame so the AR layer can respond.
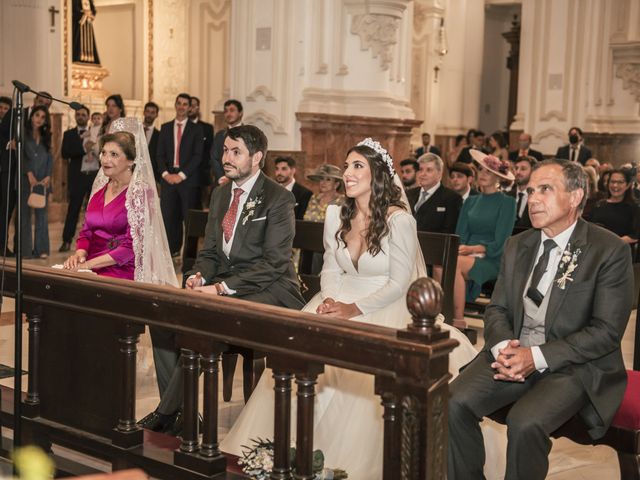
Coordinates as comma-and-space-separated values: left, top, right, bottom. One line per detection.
241, 193, 264, 225
239, 438, 348, 480
483, 155, 510, 175
555, 243, 581, 290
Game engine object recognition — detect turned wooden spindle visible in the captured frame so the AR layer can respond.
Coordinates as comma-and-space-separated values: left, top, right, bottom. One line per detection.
25, 311, 42, 408
116, 333, 139, 433
180, 349, 200, 453
271, 371, 294, 480
294, 373, 318, 480
200, 353, 221, 458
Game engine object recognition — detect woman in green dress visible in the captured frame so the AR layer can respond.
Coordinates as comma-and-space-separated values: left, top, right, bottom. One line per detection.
453, 150, 516, 325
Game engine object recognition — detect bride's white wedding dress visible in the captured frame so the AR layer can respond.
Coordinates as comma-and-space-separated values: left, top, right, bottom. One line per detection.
220, 206, 506, 479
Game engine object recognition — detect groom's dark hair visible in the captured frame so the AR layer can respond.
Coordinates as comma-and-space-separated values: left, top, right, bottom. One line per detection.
226, 125, 268, 168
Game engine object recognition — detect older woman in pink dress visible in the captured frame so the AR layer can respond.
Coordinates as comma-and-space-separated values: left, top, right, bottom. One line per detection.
63, 131, 136, 278
62, 118, 177, 287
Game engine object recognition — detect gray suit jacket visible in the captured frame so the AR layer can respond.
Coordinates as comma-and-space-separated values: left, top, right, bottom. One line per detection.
187, 172, 304, 310
484, 218, 633, 438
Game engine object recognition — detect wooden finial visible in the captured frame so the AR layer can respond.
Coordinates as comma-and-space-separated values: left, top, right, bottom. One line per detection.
406, 277, 443, 334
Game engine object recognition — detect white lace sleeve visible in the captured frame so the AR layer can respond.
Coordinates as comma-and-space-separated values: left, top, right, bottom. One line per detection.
354, 211, 418, 315
320, 205, 345, 300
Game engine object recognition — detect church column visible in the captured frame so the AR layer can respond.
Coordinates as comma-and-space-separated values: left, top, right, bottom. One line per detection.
432, 0, 485, 147
513, 0, 640, 162
229, 0, 420, 179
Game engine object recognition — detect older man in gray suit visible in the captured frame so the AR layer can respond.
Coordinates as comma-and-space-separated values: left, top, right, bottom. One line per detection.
448, 159, 634, 480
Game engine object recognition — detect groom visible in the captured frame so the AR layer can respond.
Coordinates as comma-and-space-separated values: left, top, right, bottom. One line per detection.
141, 124, 304, 433
448, 159, 634, 480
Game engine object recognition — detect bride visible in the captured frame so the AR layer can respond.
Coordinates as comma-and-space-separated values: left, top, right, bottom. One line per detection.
220, 139, 504, 478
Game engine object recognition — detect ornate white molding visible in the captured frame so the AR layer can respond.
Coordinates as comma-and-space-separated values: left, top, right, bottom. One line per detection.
615, 63, 640, 103
246, 85, 276, 102
244, 109, 286, 135
350, 14, 400, 71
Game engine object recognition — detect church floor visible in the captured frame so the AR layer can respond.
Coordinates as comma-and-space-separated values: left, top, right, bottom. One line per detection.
0, 221, 636, 479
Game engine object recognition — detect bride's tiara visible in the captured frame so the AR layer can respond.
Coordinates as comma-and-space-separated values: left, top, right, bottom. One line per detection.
357, 138, 395, 177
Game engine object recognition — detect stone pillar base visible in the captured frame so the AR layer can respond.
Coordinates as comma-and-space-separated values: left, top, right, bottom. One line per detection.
297, 112, 422, 176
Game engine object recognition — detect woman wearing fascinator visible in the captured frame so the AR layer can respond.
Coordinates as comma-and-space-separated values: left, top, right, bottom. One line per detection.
221, 139, 506, 478
62, 117, 177, 287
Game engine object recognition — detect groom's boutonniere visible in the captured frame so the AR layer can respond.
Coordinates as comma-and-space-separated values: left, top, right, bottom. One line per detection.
555, 243, 581, 290
241, 193, 264, 225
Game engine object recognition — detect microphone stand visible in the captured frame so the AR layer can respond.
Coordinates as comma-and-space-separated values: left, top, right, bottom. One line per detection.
9, 80, 85, 452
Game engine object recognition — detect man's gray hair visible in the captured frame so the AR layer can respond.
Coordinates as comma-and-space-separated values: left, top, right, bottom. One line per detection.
417, 152, 444, 172
532, 158, 589, 211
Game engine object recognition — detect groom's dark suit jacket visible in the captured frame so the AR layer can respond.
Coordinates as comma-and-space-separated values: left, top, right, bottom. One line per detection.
187, 171, 304, 309
484, 218, 633, 438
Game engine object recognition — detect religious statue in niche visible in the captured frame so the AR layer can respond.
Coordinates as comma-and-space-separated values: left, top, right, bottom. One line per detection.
72, 0, 101, 64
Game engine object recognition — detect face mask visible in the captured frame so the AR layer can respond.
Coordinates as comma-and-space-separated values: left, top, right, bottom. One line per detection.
518, 141, 530, 150
569, 134, 580, 144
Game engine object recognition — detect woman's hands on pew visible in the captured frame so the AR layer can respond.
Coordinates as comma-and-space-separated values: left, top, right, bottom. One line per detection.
318, 299, 362, 319
63, 250, 88, 270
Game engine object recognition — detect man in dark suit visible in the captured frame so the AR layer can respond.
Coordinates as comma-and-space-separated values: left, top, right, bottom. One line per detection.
141, 125, 304, 433
156, 93, 204, 256
507, 155, 538, 229
407, 153, 462, 233
448, 162, 478, 203
508, 132, 544, 162
210, 99, 244, 186
0, 97, 11, 121
456, 129, 488, 164
555, 126, 592, 165
274, 156, 312, 219
142, 101, 160, 182
188, 96, 214, 205
448, 159, 634, 480
59, 107, 98, 252
414, 132, 441, 158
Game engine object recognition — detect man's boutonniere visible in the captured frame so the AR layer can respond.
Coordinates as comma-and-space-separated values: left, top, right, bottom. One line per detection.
241, 193, 264, 225
555, 243, 581, 290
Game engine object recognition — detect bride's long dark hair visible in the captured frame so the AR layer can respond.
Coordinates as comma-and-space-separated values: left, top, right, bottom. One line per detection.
336, 144, 405, 256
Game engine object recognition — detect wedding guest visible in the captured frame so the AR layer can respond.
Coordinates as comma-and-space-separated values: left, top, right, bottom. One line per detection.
508, 156, 538, 229
142, 101, 160, 181
447, 134, 468, 166
399, 158, 419, 190
448, 162, 478, 202
581, 165, 605, 219
59, 106, 98, 252
449, 159, 633, 480
0, 96, 11, 121
274, 156, 312, 219
63, 119, 176, 286
102, 94, 126, 133
188, 96, 215, 205
508, 132, 544, 162
210, 99, 243, 186
156, 93, 204, 256
303, 164, 344, 222
414, 132, 441, 158
302, 164, 345, 273
488, 131, 509, 162
588, 168, 640, 245
555, 126, 592, 165
453, 151, 516, 326
20, 106, 53, 258
456, 129, 487, 164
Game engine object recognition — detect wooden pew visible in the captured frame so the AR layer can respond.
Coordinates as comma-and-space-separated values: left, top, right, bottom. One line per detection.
0, 263, 455, 480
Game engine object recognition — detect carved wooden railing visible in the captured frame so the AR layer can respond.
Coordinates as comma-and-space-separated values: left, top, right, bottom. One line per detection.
1, 263, 458, 480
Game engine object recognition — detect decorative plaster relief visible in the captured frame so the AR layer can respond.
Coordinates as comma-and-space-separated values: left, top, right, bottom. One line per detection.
246, 84, 276, 102
615, 63, 640, 102
350, 14, 400, 71
244, 109, 286, 134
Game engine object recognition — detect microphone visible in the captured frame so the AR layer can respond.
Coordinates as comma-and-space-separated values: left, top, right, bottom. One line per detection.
12, 80, 31, 93
69, 102, 86, 111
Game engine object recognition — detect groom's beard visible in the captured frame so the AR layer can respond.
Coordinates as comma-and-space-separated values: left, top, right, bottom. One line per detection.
223, 162, 252, 181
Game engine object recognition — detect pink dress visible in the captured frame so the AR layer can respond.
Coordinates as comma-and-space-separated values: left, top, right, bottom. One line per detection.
76, 185, 135, 280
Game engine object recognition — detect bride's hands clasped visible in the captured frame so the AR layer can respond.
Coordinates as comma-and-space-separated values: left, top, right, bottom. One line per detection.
317, 297, 362, 319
